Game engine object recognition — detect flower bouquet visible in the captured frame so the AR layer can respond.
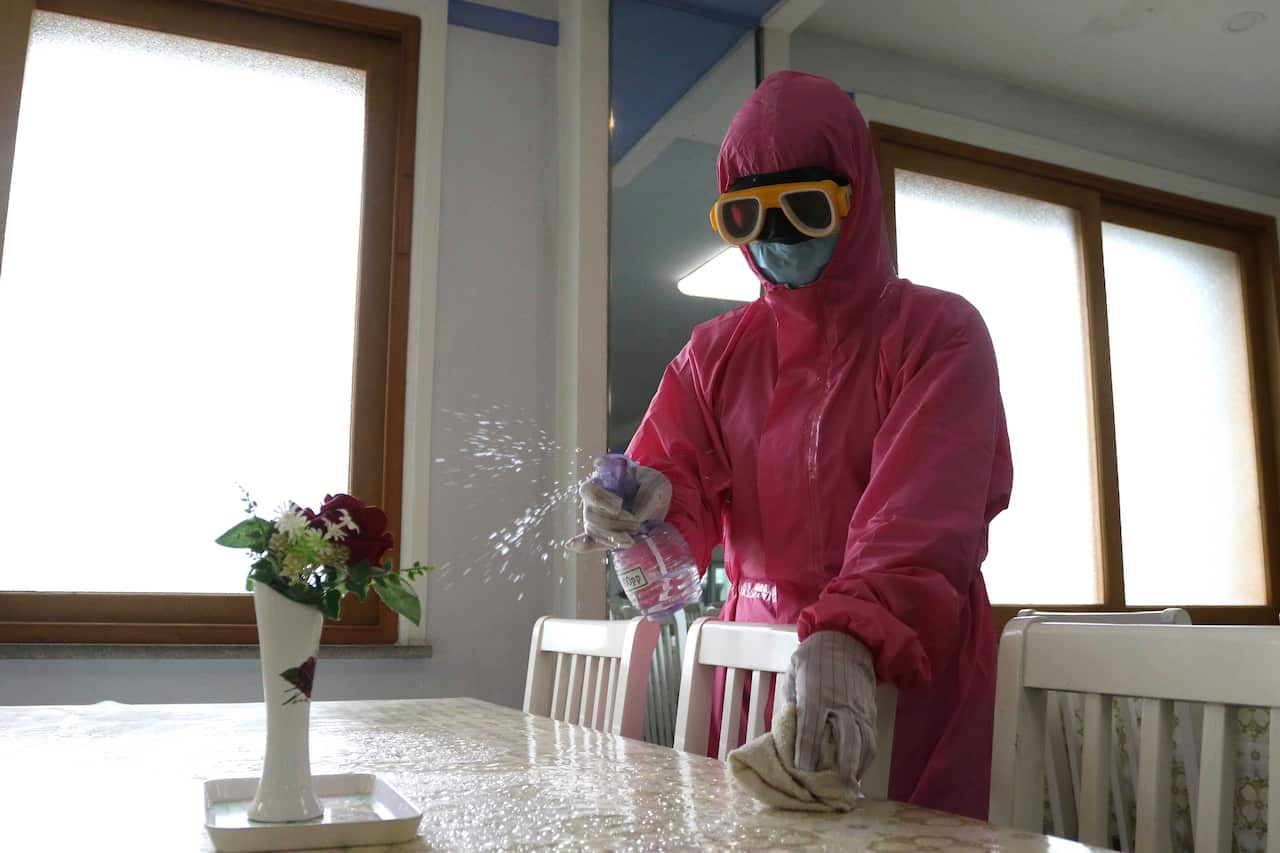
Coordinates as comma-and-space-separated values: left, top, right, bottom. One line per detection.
216, 492, 431, 823
217, 491, 431, 625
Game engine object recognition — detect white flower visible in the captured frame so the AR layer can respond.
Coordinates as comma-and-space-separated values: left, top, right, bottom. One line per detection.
322, 508, 360, 542
275, 502, 309, 539
336, 508, 361, 533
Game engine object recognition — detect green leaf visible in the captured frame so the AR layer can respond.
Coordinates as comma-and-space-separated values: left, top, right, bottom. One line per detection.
261, 574, 324, 611
322, 587, 343, 621
403, 562, 433, 580
342, 562, 372, 602
247, 557, 277, 588
373, 573, 421, 626
216, 517, 274, 550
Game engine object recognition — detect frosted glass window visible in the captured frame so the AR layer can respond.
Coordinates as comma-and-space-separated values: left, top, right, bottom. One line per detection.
1103, 224, 1265, 605
0, 13, 366, 593
895, 171, 1101, 604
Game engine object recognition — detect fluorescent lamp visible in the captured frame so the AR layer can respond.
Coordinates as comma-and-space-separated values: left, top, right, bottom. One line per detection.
677, 248, 760, 302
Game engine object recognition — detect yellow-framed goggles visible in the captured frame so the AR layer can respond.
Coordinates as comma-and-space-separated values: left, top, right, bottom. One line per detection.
710, 179, 852, 246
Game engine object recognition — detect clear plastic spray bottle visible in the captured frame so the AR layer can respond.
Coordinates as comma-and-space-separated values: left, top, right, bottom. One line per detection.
593, 454, 702, 619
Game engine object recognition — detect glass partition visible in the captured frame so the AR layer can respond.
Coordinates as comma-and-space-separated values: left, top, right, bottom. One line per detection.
607, 0, 768, 618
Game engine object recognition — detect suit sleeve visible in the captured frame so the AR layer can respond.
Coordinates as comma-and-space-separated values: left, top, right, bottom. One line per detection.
798, 314, 1013, 688
625, 344, 732, 572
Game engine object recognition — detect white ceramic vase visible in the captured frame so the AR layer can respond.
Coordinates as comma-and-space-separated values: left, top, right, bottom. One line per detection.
248, 582, 324, 823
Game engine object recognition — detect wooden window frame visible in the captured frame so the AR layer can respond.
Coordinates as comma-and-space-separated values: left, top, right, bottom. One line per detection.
0, 0, 420, 644
871, 124, 1280, 630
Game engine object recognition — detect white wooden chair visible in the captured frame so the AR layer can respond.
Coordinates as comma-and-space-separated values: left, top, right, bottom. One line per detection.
990, 617, 1280, 853
523, 616, 661, 740
1016, 608, 1192, 848
672, 618, 898, 798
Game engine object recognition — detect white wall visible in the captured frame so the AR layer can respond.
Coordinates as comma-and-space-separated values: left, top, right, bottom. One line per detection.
0, 16, 562, 708
422, 21, 560, 704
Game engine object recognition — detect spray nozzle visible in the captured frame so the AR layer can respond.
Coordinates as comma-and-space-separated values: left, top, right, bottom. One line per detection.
593, 453, 640, 515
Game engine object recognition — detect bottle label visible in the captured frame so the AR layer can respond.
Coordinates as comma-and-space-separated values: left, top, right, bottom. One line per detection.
619, 564, 648, 593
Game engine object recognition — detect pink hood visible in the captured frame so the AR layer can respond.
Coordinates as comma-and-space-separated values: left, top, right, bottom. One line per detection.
718, 71, 896, 306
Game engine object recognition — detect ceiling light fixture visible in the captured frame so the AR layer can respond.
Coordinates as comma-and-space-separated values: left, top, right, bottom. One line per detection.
1225, 10, 1266, 32
676, 248, 759, 302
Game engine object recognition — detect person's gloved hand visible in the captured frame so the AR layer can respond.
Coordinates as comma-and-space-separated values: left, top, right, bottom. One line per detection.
566, 458, 671, 553
783, 630, 878, 791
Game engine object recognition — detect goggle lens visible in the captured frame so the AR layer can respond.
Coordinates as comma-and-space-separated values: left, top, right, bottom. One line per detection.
783, 189, 834, 231
721, 198, 761, 241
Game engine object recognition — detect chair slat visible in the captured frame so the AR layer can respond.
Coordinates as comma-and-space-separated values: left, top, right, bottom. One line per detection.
578, 656, 596, 725
592, 656, 608, 729
550, 652, 567, 720
565, 654, 582, 724
1062, 692, 1085, 813
1179, 701, 1202, 842
1079, 692, 1111, 847
1135, 697, 1173, 853
719, 667, 745, 760
745, 670, 771, 742
1046, 692, 1078, 837
1113, 696, 1142, 852
1194, 702, 1232, 853
1111, 709, 1133, 853
604, 657, 619, 733
655, 629, 672, 746
772, 667, 788, 718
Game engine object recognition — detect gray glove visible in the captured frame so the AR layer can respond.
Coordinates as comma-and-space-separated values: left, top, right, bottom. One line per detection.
783, 630, 878, 790
566, 459, 671, 553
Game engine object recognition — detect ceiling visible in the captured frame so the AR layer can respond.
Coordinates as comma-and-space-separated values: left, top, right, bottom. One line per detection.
610, 0, 773, 163
801, 0, 1280, 157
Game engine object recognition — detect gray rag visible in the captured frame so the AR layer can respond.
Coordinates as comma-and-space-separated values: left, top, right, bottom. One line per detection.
728, 703, 862, 812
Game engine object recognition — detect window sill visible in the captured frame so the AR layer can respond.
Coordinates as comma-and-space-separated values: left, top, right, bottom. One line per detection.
0, 643, 433, 660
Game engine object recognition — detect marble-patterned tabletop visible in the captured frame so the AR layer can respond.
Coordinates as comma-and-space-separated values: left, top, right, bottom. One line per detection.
0, 697, 1113, 851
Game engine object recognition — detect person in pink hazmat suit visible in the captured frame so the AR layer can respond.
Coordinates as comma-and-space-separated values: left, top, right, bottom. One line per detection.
572, 71, 1013, 819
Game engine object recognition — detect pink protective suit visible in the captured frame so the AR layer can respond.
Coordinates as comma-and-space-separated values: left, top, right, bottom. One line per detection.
626, 71, 1013, 819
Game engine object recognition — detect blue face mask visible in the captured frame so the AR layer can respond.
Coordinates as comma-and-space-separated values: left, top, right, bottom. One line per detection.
748, 230, 840, 288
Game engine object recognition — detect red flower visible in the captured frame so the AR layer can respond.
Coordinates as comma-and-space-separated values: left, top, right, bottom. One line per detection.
303, 493, 395, 568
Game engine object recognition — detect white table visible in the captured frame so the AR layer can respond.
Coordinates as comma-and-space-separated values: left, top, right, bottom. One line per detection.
0, 697, 1114, 851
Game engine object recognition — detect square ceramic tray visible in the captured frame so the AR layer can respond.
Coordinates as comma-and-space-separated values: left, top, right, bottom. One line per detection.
204, 773, 422, 853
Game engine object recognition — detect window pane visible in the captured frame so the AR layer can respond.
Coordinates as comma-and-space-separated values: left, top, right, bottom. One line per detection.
1102, 223, 1265, 605
0, 12, 366, 593
895, 170, 1101, 604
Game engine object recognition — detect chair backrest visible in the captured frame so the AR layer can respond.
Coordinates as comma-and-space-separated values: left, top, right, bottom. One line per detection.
1013, 609, 1191, 847
523, 615, 661, 740
672, 618, 898, 798
991, 617, 1280, 853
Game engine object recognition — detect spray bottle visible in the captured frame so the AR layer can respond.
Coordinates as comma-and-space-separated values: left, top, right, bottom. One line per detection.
593, 454, 702, 619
